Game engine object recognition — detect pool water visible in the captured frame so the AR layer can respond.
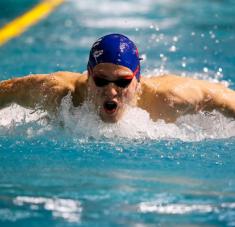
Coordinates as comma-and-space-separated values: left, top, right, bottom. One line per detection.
0, 0, 235, 226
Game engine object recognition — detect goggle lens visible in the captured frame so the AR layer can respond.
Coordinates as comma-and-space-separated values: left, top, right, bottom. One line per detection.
93, 77, 133, 88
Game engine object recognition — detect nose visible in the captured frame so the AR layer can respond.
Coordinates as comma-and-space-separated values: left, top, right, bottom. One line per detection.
104, 83, 118, 98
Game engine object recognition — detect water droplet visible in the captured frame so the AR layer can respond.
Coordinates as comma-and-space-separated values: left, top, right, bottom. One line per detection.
203, 67, 208, 73
211, 34, 216, 39
173, 36, 178, 42
163, 57, 168, 62
169, 45, 176, 52
140, 54, 147, 61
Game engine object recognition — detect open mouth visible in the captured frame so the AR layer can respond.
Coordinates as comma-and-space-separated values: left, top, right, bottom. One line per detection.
103, 101, 118, 114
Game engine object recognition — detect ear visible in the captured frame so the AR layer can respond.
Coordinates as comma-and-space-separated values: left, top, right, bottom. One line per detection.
88, 67, 93, 76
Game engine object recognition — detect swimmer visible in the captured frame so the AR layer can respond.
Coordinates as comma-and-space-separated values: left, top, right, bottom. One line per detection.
0, 33, 235, 123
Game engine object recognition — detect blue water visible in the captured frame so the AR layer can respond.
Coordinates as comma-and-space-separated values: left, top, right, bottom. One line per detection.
0, 0, 235, 226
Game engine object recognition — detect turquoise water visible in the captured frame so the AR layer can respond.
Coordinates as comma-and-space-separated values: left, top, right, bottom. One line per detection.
0, 0, 235, 226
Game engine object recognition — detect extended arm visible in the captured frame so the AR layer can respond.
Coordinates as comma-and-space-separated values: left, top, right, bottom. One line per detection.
139, 75, 235, 122
0, 72, 84, 112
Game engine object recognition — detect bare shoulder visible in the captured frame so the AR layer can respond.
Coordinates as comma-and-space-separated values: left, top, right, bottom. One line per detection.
141, 74, 200, 90
0, 71, 88, 111
41, 71, 88, 107
141, 73, 231, 102
138, 74, 223, 122
139, 74, 196, 100
141, 74, 228, 90
7, 71, 88, 93
138, 74, 235, 122
140, 74, 230, 99
49, 71, 88, 88
51, 71, 86, 80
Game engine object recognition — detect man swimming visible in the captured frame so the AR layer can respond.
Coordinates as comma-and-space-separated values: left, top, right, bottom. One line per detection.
0, 33, 235, 123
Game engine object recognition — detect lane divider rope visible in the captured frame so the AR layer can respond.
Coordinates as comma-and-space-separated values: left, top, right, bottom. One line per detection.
0, 0, 65, 46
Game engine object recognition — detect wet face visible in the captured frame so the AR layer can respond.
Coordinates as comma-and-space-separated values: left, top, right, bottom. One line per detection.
88, 63, 139, 123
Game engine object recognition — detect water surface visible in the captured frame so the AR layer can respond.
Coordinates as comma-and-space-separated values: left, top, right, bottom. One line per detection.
0, 0, 235, 226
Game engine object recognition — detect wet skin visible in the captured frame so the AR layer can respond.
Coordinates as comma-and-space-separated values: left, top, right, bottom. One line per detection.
87, 63, 139, 123
0, 64, 235, 123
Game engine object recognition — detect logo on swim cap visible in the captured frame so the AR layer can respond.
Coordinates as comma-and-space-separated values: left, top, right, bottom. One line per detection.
87, 34, 141, 81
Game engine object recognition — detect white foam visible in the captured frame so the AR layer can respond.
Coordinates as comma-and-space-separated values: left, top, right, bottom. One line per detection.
1, 95, 235, 142
139, 202, 215, 214
0, 104, 45, 127
13, 196, 82, 223
137, 194, 211, 215
0, 104, 51, 138
222, 203, 235, 209
57, 95, 235, 141
138, 199, 235, 216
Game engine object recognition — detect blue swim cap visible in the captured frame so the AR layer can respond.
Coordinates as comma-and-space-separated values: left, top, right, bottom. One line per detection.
87, 34, 141, 81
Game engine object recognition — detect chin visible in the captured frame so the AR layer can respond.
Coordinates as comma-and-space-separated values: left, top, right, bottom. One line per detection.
99, 108, 124, 123
99, 112, 121, 123
101, 116, 119, 123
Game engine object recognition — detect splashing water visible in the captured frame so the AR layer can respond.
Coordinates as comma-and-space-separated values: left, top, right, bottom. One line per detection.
1, 93, 235, 142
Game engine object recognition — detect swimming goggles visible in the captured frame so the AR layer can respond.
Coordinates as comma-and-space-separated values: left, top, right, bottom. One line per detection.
93, 76, 133, 88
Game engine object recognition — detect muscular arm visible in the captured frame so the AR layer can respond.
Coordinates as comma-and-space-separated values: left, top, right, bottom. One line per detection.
138, 75, 235, 122
0, 72, 86, 112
